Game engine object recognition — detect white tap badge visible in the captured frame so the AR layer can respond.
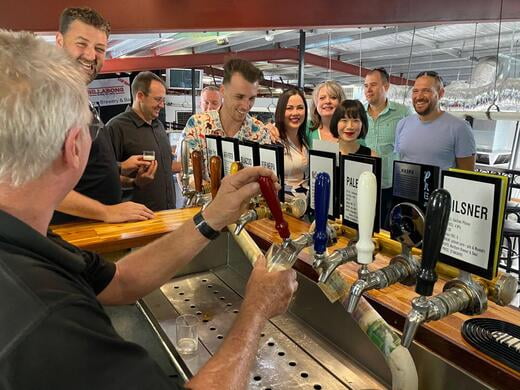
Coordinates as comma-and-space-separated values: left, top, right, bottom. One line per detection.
206, 137, 219, 160
343, 160, 373, 224
239, 144, 255, 168
309, 151, 336, 217
259, 148, 278, 176
88, 77, 131, 107
221, 139, 237, 176
440, 170, 507, 280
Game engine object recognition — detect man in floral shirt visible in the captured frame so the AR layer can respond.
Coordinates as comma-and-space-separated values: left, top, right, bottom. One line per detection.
178, 58, 272, 179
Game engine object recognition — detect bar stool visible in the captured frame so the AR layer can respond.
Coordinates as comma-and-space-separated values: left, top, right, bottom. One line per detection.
501, 220, 520, 288
506, 200, 520, 221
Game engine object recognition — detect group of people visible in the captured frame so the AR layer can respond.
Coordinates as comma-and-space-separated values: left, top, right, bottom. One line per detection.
0, 5, 478, 389
177, 66, 476, 221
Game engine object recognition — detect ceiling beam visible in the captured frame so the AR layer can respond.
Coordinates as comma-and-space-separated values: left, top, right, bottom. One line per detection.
101, 48, 414, 85
2, 0, 518, 33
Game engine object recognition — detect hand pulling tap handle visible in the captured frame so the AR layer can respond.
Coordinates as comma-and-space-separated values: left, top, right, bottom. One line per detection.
191, 150, 203, 193
180, 139, 190, 187
313, 172, 330, 255
415, 188, 451, 296
258, 176, 290, 240
209, 156, 222, 199
355, 171, 377, 265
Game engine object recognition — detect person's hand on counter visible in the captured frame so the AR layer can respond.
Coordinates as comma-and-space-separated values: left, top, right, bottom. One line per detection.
120, 155, 151, 176
134, 160, 158, 188
102, 201, 154, 223
201, 166, 279, 231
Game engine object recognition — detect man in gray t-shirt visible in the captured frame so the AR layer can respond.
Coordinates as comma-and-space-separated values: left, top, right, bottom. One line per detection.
395, 71, 476, 171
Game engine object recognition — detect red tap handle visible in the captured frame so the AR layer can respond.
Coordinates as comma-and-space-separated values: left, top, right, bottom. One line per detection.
210, 156, 222, 199
191, 150, 203, 193
258, 176, 290, 240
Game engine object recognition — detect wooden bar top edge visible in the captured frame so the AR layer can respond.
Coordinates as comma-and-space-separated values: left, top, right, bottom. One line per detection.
50, 209, 520, 388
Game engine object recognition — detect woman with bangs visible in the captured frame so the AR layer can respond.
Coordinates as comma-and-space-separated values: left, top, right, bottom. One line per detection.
274, 88, 310, 195
330, 99, 377, 157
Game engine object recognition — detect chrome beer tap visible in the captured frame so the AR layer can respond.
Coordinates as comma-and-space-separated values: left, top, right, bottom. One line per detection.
180, 139, 197, 207
316, 171, 378, 284
345, 203, 427, 313
258, 176, 315, 271
402, 189, 488, 348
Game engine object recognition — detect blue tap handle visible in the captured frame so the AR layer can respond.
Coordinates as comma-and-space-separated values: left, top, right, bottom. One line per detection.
313, 172, 331, 255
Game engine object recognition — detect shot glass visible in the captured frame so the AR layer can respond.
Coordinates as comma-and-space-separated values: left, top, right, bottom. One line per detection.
176, 314, 199, 354
142, 150, 156, 161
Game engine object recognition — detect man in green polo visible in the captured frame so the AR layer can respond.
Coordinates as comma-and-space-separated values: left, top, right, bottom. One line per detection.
362, 68, 412, 228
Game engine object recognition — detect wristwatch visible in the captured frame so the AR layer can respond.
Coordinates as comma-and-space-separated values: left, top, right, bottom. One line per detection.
193, 211, 220, 240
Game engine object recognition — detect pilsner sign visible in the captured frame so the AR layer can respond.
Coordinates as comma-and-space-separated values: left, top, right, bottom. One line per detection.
440, 169, 507, 280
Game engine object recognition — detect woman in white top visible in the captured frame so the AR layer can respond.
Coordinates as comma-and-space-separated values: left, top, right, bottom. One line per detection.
274, 89, 309, 194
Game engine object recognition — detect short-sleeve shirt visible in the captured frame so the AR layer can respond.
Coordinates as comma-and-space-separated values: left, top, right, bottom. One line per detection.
107, 107, 176, 211
52, 104, 122, 224
179, 110, 271, 176
361, 100, 412, 189
0, 209, 173, 389
395, 112, 476, 170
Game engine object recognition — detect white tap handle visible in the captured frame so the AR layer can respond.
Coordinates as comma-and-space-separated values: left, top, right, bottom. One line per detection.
355, 171, 377, 264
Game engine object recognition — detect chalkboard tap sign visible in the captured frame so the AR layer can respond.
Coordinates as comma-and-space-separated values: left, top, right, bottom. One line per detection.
259, 143, 285, 202
440, 169, 508, 280
340, 154, 382, 233
220, 137, 240, 177
238, 140, 260, 169
309, 150, 338, 218
205, 135, 222, 177
392, 161, 440, 213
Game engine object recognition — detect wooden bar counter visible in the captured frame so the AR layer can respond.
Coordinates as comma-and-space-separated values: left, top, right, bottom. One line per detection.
51, 208, 520, 389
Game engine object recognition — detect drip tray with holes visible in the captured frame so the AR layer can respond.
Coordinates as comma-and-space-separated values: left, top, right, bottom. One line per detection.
140, 271, 385, 390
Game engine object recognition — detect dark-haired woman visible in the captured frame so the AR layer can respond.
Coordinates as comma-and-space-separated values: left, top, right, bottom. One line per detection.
330, 99, 377, 157
274, 89, 309, 194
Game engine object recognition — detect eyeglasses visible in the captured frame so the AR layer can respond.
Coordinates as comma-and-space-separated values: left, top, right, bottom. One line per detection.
89, 106, 103, 141
146, 94, 166, 104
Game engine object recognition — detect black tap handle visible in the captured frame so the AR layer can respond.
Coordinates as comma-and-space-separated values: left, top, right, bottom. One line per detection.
416, 188, 451, 296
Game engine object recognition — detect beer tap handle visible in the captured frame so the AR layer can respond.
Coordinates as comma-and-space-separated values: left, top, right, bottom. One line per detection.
191, 150, 203, 193
416, 188, 451, 296
230, 161, 243, 175
209, 156, 222, 199
313, 172, 330, 255
355, 171, 377, 265
258, 176, 290, 240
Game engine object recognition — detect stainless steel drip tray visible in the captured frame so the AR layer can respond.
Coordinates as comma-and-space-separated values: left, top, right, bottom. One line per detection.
140, 269, 386, 390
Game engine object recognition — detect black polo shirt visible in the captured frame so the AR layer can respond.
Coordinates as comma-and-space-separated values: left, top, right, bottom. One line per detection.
107, 107, 175, 211
52, 105, 122, 224
0, 210, 172, 389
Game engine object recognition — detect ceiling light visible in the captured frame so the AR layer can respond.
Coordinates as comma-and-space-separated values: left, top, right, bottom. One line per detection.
216, 36, 229, 45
